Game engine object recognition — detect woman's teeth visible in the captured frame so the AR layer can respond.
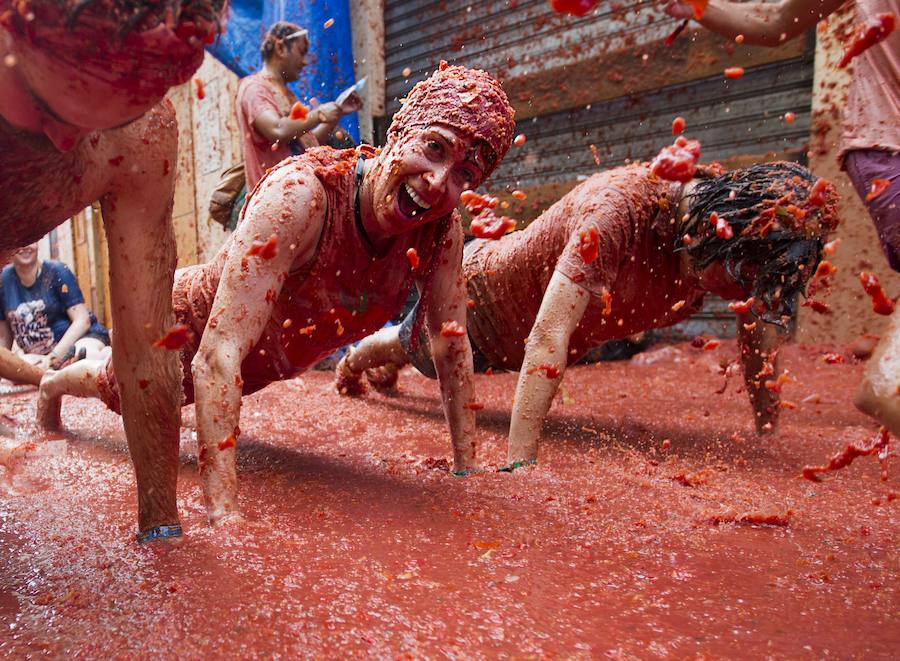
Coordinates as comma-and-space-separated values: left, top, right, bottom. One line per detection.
405, 183, 431, 211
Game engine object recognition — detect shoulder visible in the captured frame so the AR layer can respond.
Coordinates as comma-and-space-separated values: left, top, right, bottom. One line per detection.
243, 158, 328, 232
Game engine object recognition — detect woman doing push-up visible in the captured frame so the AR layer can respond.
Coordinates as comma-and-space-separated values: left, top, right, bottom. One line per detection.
338, 161, 839, 468
37, 63, 516, 531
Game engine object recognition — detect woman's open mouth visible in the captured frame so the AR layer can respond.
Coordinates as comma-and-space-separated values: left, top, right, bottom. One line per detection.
397, 182, 431, 220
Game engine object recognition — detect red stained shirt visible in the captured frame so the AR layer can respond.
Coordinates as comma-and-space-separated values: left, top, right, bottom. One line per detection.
235, 72, 318, 190
464, 165, 705, 369
97, 148, 449, 413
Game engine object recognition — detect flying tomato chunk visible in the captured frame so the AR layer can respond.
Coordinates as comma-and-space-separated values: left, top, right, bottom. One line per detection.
866, 178, 890, 201
406, 248, 420, 270
578, 226, 600, 264
460, 190, 498, 215
290, 101, 309, 120
548, 0, 599, 17
838, 12, 896, 69
859, 271, 896, 315
724, 67, 745, 79
470, 211, 516, 240
153, 324, 191, 350
651, 138, 701, 183
671, 116, 686, 136
728, 297, 755, 315
808, 178, 831, 207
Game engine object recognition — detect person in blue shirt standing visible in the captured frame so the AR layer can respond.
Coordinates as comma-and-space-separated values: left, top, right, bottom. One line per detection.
1, 243, 109, 372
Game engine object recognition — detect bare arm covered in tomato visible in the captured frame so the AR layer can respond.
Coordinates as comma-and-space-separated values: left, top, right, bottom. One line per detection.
190, 165, 326, 525
665, 0, 847, 46
422, 221, 478, 473
737, 312, 787, 434
506, 270, 591, 466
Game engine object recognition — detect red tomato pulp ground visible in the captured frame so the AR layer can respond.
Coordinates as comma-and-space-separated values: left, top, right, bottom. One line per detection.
0, 342, 896, 657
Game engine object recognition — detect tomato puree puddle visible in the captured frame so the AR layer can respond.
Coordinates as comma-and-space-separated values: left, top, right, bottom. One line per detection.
0, 342, 896, 657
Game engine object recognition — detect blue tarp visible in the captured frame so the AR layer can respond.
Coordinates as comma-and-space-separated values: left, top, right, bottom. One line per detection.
207, 0, 359, 142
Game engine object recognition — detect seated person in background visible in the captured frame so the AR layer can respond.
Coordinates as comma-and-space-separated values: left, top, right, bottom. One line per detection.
237, 21, 364, 191
37, 64, 516, 523
1, 243, 109, 371
337, 162, 840, 468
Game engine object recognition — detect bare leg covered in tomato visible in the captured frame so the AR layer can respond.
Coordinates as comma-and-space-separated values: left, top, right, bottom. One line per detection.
855, 306, 900, 437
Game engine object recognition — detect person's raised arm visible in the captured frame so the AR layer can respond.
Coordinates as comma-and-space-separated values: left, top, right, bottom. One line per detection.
506, 270, 591, 467
422, 220, 478, 474
736, 312, 788, 434
51, 303, 92, 367
252, 105, 336, 144
666, 0, 846, 46
191, 165, 326, 525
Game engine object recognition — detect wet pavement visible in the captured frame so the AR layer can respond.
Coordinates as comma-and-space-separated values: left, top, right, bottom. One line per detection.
0, 341, 897, 658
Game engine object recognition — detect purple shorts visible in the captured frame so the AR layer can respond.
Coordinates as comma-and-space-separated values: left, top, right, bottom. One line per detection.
844, 149, 900, 272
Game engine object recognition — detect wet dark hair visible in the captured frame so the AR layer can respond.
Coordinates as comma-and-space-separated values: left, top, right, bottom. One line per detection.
261, 21, 308, 61
58, 0, 228, 34
680, 161, 839, 324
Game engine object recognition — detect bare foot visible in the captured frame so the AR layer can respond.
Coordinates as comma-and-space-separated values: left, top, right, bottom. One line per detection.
210, 510, 245, 528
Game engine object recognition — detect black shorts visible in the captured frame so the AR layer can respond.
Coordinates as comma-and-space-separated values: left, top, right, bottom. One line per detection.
81, 329, 111, 346
397, 302, 492, 379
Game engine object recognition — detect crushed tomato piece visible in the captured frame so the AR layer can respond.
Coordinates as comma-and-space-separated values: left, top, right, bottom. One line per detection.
290, 102, 309, 121
859, 271, 896, 315
548, 0, 599, 17
406, 248, 420, 270
153, 324, 191, 350
651, 138, 701, 183
194, 79, 205, 100
440, 321, 466, 337
470, 211, 516, 240
218, 434, 236, 451
671, 116, 686, 135
802, 428, 890, 481
578, 226, 600, 264
724, 67, 745, 79
246, 234, 279, 260
866, 178, 890, 201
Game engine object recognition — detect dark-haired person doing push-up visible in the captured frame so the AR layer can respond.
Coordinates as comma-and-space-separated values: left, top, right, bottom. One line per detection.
339, 161, 840, 468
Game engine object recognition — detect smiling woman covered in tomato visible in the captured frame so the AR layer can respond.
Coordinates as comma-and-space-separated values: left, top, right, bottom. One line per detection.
38, 62, 516, 527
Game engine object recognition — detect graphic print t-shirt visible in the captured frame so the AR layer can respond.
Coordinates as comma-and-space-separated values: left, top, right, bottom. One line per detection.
0, 261, 107, 354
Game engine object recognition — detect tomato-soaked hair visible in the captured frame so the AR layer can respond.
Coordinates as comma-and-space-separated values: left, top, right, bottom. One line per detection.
680, 161, 840, 324
38, 0, 228, 35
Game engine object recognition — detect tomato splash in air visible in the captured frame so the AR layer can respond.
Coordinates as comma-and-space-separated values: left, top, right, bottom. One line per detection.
290, 102, 309, 121
838, 12, 896, 69
859, 271, 896, 315
548, 0, 599, 17
578, 226, 600, 264
651, 137, 701, 183
153, 324, 191, 350
246, 234, 279, 260
802, 428, 890, 481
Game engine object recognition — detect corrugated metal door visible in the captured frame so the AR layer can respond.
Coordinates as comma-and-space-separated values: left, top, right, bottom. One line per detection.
383, 0, 815, 338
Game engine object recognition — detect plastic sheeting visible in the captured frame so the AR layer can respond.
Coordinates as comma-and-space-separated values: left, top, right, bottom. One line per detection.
207, 0, 359, 141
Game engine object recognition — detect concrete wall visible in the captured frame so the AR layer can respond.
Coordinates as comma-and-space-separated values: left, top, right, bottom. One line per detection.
797, 8, 900, 344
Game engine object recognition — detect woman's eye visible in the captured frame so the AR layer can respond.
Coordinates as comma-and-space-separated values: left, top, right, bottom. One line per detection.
426, 140, 442, 154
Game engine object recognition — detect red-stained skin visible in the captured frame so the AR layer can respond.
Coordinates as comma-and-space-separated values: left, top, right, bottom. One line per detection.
651, 138, 701, 183
245, 234, 279, 260
838, 12, 896, 68
0, 342, 896, 657
290, 101, 310, 121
